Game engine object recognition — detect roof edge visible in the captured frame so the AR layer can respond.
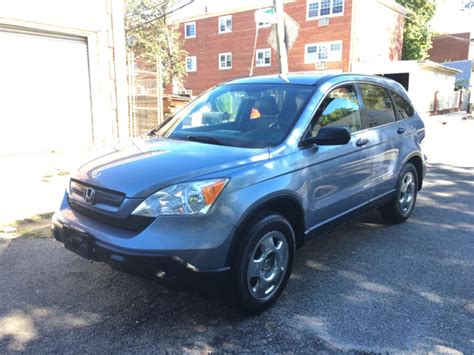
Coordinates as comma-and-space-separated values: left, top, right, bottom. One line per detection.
377, 0, 411, 16
169, 0, 295, 24
418, 60, 462, 74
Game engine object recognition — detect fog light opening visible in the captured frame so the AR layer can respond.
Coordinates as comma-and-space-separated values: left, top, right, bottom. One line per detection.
155, 267, 175, 280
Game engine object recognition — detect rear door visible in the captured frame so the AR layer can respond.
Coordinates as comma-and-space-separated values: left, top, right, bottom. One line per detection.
357, 83, 401, 201
303, 83, 372, 229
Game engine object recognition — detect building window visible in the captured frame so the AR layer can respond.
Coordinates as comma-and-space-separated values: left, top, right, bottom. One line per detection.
186, 56, 197, 72
320, 0, 331, 15
308, 2, 319, 18
305, 41, 342, 63
318, 45, 329, 60
184, 22, 196, 38
218, 15, 232, 33
307, 0, 344, 20
330, 42, 341, 52
333, 0, 344, 13
256, 49, 271, 67
219, 52, 232, 70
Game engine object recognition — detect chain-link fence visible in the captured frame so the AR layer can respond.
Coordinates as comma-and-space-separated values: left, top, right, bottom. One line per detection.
127, 53, 163, 137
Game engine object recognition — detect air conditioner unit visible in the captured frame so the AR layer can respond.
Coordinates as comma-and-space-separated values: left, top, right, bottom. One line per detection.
315, 62, 327, 70
179, 89, 193, 97
318, 18, 329, 26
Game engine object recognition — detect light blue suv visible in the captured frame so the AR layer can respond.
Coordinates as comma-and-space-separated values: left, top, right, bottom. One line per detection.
52, 74, 426, 312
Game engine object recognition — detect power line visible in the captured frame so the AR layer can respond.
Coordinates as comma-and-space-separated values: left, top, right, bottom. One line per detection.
126, 0, 195, 31
125, 2, 165, 18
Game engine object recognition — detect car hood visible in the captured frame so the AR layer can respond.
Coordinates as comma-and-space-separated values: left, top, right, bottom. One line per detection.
74, 137, 270, 198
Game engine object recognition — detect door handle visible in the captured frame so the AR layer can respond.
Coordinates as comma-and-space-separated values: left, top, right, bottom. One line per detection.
397, 127, 406, 134
356, 138, 369, 147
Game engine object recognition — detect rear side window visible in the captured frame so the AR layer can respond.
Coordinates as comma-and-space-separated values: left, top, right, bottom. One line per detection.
307, 84, 362, 137
360, 84, 396, 128
390, 91, 415, 119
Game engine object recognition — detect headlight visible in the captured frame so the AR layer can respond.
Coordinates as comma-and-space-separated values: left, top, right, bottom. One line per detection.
132, 179, 228, 217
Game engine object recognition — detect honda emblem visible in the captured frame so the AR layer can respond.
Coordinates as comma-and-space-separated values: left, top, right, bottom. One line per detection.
83, 187, 96, 204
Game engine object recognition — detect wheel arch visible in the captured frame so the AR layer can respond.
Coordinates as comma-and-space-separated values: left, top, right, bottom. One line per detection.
226, 192, 306, 266
403, 153, 424, 190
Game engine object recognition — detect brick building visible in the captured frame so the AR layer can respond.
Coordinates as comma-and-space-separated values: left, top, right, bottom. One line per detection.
428, 32, 472, 63
171, 0, 408, 95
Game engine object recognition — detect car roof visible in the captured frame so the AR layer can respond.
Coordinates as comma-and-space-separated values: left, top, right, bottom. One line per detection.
225, 73, 397, 87
226, 73, 333, 86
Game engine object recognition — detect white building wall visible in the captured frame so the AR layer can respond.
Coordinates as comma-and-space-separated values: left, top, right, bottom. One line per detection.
350, 0, 405, 66
415, 68, 457, 112
352, 61, 458, 113
0, 0, 128, 147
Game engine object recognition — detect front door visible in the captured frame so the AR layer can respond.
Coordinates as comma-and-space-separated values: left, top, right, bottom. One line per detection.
303, 84, 372, 230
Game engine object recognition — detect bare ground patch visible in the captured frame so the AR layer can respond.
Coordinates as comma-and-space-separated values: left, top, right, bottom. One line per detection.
0, 212, 53, 239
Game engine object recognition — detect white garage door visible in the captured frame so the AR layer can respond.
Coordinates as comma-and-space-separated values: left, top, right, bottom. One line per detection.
0, 28, 93, 155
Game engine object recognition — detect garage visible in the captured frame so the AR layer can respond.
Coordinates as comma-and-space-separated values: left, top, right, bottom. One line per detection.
0, 27, 93, 155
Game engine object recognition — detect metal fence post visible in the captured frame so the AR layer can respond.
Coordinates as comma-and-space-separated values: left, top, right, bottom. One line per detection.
156, 57, 163, 124
127, 52, 137, 137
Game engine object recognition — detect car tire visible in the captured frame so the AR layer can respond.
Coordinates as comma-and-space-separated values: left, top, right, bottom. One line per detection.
231, 212, 295, 313
379, 162, 418, 223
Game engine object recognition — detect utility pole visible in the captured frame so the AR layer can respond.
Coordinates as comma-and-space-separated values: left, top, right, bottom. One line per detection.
274, 0, 289, 74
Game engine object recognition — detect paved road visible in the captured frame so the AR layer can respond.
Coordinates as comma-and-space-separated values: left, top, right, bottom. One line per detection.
1, 113, 473, 353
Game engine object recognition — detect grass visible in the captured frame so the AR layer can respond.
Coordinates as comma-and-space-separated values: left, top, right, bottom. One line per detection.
42, 170, 70, 182
1, 212, 54, 239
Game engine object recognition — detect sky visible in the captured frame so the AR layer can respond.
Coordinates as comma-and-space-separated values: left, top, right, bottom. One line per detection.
430, 0, 474, 33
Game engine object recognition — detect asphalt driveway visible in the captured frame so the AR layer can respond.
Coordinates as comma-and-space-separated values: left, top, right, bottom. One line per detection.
1, 113, 473, 353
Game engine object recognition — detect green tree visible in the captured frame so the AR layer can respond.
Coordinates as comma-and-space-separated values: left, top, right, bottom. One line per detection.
396, 0, 437, 60
125, 0, 187, 86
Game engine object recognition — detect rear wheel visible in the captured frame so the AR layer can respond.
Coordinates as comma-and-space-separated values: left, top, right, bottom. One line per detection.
379, 163, 418, 223
232, 212, 295, 313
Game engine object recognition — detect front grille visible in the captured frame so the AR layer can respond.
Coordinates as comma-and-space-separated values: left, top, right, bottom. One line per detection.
70, 179, 125, 207
68, 198, 154, 232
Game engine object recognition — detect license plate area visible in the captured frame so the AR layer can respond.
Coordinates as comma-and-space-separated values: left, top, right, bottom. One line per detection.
64, 226, 93, 259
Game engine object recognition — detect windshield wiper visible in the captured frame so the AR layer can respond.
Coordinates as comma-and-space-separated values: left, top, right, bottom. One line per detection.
147, 115, 174, 136
185, 135, 234, 147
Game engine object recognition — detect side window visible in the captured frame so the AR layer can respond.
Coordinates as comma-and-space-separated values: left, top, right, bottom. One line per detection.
390, 91, 415, 119
360, 84, 396, 127
307, 84, 362, 138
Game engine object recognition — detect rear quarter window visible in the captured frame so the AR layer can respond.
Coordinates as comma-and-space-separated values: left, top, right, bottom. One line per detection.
390, 91, 415, 119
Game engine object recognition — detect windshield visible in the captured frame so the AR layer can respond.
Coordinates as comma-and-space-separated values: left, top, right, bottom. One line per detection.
157, 84, 314, 148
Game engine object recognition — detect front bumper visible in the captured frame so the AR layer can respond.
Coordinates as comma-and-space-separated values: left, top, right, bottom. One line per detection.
51, 193, 237, 277
51, 217, 230, 282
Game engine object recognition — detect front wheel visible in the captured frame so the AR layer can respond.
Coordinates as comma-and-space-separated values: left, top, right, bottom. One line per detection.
379, 162, 418, 223
232, 212, 295, 313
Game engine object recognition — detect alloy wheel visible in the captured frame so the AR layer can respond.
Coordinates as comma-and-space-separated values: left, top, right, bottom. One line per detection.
246, 231, 289, 301
399, 171, 415, 213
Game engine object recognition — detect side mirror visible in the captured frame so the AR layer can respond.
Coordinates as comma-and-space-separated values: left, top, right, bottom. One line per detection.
302, 126, 351, 147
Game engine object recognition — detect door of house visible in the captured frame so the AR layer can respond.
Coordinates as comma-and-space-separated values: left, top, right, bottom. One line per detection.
0, 28, 93, 155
